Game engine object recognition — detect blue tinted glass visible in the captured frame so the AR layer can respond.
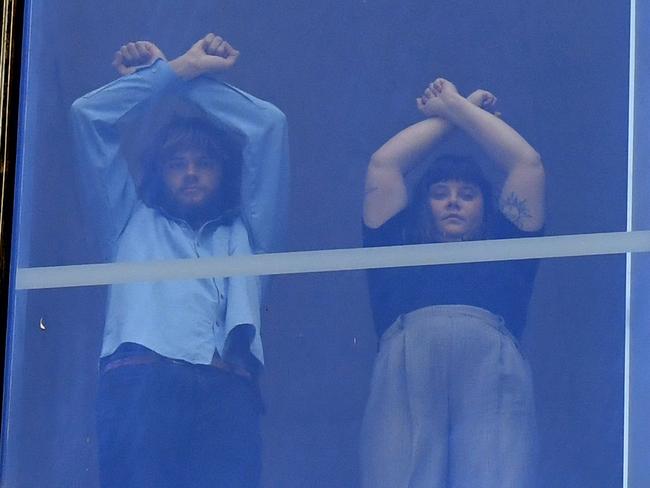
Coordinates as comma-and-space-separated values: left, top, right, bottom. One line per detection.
629, 0, 650, 484
3, 256, 627, 487
2, 1, 641, 487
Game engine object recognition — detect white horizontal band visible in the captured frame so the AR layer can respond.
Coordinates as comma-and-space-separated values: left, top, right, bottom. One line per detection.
14, 230, 650, 290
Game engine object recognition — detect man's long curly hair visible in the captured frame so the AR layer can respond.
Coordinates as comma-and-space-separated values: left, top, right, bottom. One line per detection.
139, 116, 243, 223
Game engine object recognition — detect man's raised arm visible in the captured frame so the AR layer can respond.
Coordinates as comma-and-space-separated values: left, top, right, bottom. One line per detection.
179, 34, 289, 255
70, 41, 177, 249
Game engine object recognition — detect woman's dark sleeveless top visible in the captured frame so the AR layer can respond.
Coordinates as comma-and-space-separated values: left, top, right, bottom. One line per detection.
363, 210, 542, 339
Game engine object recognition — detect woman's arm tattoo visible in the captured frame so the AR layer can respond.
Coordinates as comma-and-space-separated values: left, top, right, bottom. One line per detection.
500, 192, 532, 227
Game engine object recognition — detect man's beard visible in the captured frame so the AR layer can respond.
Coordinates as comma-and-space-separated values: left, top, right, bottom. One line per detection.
163, 191, 222, 225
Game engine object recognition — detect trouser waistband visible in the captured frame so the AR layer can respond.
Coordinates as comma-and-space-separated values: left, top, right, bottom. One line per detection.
382, 304, 516, 346
100, 345, 253, 380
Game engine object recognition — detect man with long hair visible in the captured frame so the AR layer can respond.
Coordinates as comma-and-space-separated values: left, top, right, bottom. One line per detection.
71, 34, 288, 488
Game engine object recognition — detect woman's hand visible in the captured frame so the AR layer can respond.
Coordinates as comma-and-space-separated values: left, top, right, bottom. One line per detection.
416, 78, 461, 118
418, 79, 499, 120
467, 89, 497, 112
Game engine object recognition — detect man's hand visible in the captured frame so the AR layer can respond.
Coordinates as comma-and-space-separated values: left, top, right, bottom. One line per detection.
222, 324, 261, 380
112, 41, 167, 76
169, 33, 240, 80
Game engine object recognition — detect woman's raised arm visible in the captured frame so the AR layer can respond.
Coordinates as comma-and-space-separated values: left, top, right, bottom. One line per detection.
419, 78, 545, 231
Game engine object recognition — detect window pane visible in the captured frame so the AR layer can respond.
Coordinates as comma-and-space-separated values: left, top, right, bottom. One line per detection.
3, 1, 636, 487
4, 255, 626, 487
629, 0, 650, 484
12, 1, 630, 274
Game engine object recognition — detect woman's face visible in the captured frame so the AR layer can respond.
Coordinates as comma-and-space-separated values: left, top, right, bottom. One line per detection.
428, 180, 485, 242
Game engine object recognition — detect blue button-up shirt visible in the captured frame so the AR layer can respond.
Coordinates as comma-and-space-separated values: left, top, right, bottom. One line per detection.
70, 60, 289, 364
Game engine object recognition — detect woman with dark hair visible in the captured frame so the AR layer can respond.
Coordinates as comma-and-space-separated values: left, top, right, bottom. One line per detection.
361, 78, 545, 488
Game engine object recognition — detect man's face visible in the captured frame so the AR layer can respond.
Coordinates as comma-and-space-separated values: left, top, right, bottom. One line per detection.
160, 147, 223, 217
428, 180, 485, 241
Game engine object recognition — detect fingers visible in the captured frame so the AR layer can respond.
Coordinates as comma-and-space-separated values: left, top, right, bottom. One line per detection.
113, 40, 164, 76
111, 51, 123, 68
118, 44, 130, 62
219, 41, 239, 60
112, 50, 135, 76
476, 90, 497, 110
425, 78, 447, 97
206, 34, 224, 55
135, 41, 149, 55
483, 93, 497, 109
142, 41, 166, 60
421, 79, 499, 116
201, 33, 226, 55
466, 88, 499, 113
420, 77, 449, 101
416, 96, 431, 114
119, 41, 152, 65
111, 51, 128, 75
201, 33, 240, 60
125, 42, 148, 60
123, 43, 136, 60
421, 84, 439, 102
